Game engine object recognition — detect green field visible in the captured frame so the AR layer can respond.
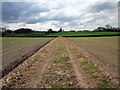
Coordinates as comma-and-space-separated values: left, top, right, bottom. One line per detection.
47, 31, 119, 37
13, 31, 120, 37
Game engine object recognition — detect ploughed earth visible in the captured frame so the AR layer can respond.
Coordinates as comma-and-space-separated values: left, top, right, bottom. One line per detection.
1, 37, 119, 88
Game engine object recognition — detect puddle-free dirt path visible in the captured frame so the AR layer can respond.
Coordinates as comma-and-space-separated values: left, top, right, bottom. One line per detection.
37, 38, 80, 88
63, 38, 96, 88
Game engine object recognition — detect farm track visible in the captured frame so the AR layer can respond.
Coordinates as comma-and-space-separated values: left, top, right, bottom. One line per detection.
63, 38, 96, 88
1, 37, 119, 88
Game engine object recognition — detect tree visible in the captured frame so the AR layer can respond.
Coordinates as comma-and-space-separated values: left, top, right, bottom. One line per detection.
48, 28, 53, 33
58, 28, 63, 32
105, 25, 112, 30
2, 28, 13, 36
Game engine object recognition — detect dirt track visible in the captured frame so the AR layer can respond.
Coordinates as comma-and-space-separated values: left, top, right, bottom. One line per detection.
1, 37, 119, 88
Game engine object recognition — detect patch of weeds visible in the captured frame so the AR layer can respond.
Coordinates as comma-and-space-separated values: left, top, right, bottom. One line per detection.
80, 61, 89, 65
96, 76, 105, 80
51, 84, 70, 88
57, 46, 65, 51
52, 58, 62, 63
92, 73, 112, 88
97, 81, 110, 88
54, 51, 63, 56
81, 61, 97, 70
80, 61, 113, 88
52, 57, 69, 64
86, 64, 97, 70
76, 52, 83, 58
54, 46, 65, 55
43, 71, 50, 75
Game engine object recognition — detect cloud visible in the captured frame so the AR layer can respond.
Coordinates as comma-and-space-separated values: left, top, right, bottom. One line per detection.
88, 2, 117, 13
2, 0, 118, 31
2, 2, 49, 23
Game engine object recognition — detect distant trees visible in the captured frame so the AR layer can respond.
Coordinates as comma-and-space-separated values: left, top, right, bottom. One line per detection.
105, 25, 112, 30
1, 24, 119, 37
15, 28, 34, 33
46, 28, 64, 35
46, 28, 57, 35
1, 28, 14, 36
1, 28, 34, 36
94, 27, 105, 32
94, 25, 120, 32
47, 28, 54, 33
58, 28, 64, 32
70, 30, 75, 32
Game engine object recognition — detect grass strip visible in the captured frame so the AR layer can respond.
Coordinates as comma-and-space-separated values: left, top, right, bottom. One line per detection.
52, 57, 69, 64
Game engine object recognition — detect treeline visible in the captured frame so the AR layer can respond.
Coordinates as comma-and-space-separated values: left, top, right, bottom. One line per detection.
94, 25, 120, 32
1, 28, 64, 36
45, 28, 64, 34
1, 28, 35, 36
1, 24, 120, 37
14, 28, 34, 33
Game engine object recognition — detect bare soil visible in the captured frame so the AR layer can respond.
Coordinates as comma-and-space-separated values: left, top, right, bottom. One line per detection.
2, 38, 52, 72
69, 37, 119, 84
1, 37, 119, 88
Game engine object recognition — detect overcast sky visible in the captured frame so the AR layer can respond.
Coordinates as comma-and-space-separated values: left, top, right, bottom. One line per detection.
1, 0, 119, 31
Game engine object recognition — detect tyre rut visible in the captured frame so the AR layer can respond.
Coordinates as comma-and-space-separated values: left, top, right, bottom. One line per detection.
62, 38, 96, 88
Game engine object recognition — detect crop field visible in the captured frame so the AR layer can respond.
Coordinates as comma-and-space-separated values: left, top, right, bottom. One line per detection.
2, 37, 53, 72
1, 0, 120, 88
47, 31, 119, 37
69, 36, 119, 79
10, 31, 120, 37
1, 37, 119, 88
